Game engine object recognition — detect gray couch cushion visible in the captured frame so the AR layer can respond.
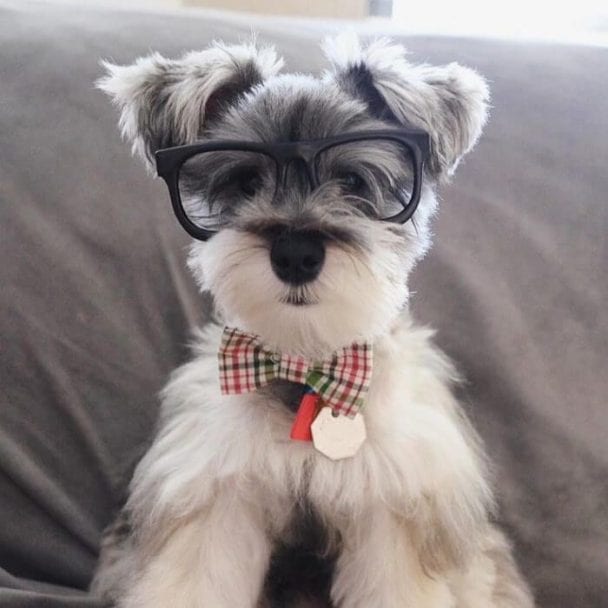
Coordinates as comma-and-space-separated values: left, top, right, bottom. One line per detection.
0, 1, 606, 606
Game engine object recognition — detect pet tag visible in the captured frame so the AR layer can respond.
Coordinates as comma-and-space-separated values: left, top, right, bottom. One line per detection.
311, 407, 367, 460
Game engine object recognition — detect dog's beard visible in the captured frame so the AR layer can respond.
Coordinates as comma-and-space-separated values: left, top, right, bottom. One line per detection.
188, 220, 422, 358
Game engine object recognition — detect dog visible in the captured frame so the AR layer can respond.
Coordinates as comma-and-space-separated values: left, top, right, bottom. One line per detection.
92, 34, 535, 607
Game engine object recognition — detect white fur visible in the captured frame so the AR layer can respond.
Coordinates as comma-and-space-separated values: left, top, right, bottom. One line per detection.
185, 179, 438, 360
113, 319, 532, 608
190, 229, 407, 358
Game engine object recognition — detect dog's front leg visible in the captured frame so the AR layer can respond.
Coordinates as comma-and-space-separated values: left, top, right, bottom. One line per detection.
121, 481, 272, 608
330, 506, 454, 608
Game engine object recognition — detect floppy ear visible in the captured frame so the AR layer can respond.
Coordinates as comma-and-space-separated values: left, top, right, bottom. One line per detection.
97, 41, 283, 170
323, 34, 490, 181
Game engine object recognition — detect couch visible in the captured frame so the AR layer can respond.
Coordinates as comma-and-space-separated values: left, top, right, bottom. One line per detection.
1, 1, 607, 606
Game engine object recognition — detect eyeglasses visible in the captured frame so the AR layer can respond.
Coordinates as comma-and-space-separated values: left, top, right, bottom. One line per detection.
155, 129, 431, 241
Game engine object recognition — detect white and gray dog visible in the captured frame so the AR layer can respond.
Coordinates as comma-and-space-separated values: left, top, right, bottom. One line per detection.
93, 34, 535, 607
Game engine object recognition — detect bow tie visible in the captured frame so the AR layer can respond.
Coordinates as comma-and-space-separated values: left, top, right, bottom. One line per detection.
218, 327, 373, 418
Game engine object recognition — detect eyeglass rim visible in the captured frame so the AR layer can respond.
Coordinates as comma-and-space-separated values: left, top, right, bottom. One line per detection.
155, 128, 431, 241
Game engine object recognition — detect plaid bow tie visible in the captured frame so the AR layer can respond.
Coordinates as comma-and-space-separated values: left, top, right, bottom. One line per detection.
218, 327, 373, 418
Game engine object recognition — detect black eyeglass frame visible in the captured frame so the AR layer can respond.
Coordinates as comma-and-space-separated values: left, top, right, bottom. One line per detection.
155, 128, 431, 241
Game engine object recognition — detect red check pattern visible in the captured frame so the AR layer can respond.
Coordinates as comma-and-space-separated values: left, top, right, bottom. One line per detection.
218, 327, 373, 418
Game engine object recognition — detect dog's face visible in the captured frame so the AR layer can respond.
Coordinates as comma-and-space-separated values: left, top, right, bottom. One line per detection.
100, 35, 488, 357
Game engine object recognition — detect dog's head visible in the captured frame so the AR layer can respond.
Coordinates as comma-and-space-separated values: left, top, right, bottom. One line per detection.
99, 35, 489, 357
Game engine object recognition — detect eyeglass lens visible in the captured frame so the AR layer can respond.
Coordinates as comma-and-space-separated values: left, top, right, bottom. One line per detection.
177, 138, 415, 230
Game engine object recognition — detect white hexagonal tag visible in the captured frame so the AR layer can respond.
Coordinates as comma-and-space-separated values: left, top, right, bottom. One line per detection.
311, 407, 367, 461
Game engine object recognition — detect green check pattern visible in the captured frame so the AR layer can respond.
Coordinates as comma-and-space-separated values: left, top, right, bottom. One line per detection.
218, 327, 373, 418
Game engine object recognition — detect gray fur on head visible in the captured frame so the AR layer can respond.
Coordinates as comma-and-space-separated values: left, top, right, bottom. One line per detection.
97, 41, 284, 168
323, 33, 490, 179
98, 34, 488, 181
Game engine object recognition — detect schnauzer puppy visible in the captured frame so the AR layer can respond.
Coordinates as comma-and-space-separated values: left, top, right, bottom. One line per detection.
93, 34, 535, 607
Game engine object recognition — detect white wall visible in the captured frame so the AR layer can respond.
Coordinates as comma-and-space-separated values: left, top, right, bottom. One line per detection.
392, 0, 608, 45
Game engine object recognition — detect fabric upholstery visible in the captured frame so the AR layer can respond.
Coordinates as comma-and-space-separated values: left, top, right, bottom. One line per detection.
0, 1, 606, 606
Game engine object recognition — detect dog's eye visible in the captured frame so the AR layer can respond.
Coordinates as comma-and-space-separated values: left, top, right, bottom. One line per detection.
337, 171, 366, 195
234, 167, 262, 198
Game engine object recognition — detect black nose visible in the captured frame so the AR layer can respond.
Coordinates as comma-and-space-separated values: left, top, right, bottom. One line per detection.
270, 229, 325, 285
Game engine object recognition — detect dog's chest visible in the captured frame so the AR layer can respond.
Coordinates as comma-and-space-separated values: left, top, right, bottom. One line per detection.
256, 382, 339, 605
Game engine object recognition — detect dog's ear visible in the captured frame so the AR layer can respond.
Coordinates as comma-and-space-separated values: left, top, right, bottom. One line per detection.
323, 34, 490, 181
97, 41, 283, 169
